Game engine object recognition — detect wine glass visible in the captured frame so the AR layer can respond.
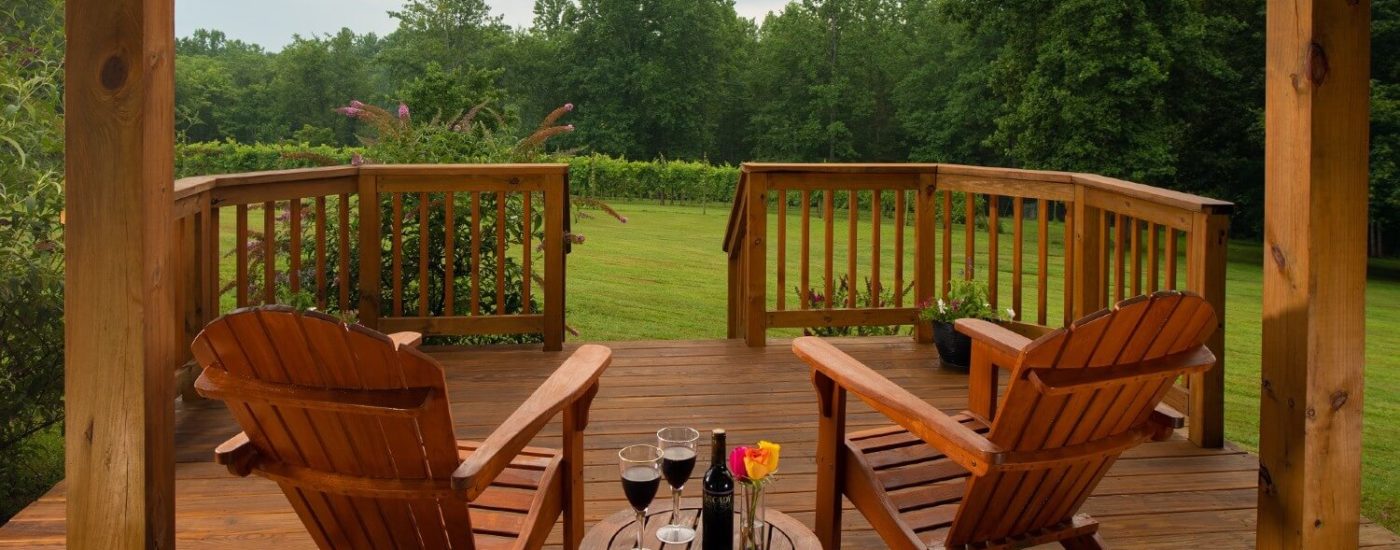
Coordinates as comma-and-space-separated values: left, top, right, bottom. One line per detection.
618, 444, 663, 550
656, 427, 700, 544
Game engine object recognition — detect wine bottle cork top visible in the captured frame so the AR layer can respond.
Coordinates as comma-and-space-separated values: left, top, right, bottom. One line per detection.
713, 429, 725, 436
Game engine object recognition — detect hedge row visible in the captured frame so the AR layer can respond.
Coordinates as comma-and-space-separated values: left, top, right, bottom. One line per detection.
175, 143, 744, 203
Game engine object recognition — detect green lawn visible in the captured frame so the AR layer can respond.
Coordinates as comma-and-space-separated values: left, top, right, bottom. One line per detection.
564, 200, 1400, 531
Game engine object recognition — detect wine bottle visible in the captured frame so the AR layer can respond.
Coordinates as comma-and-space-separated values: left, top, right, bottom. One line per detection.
702, 429, 734, 550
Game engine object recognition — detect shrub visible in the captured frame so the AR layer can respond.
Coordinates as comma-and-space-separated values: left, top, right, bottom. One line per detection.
0, 0, 65, 522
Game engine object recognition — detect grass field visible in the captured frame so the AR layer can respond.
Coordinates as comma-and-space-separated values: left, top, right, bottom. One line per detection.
563, 200, 1400, 531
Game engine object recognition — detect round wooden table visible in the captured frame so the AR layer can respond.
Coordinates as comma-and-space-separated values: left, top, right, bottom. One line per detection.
582, 499, 819, 550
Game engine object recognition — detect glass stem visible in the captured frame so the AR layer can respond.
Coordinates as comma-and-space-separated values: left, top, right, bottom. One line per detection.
670, 487, 682, 525
636, 508, 646, 549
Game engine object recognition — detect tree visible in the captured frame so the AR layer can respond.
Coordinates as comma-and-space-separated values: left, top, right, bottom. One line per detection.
562, 0, 750, 161
746, 0, 906, 163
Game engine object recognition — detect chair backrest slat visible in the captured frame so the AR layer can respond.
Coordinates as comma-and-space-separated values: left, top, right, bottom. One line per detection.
191, 306, 474, 550
947, 291, 1217, 546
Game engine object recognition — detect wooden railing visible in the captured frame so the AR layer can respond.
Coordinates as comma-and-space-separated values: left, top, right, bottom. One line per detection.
170, 164, 571, 365
724, 163, 1232, 447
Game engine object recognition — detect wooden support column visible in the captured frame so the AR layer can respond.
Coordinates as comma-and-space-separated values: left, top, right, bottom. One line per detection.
1188, 212, 1229, 448
543, 172, 567, 351
913, 172, 938, 343
1070, 185, 1105, 320
1259, 0, 1369, 547
744, 173, 769, 347
64, 0, 177, 546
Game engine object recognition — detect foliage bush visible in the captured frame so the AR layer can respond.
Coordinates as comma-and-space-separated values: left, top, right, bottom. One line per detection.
0, 0, 65, 523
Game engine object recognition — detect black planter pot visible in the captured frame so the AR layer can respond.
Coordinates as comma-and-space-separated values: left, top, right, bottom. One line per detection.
932, 321, 973, 371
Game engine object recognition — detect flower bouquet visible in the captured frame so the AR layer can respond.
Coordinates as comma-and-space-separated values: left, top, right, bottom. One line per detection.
728, 441, 781, 550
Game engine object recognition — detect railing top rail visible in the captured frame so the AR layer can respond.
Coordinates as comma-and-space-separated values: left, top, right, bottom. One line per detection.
172, 164, 572, 202
1071, 173, 1233, 215
358, 163, 569, 176
733, 163, 1234, 214
743, 162, 940, 174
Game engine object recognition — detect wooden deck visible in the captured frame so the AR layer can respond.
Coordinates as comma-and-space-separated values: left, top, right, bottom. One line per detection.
2, 337, 1397, 548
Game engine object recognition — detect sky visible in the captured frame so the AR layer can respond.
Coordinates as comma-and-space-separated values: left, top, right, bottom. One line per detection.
175, 0, 790, 50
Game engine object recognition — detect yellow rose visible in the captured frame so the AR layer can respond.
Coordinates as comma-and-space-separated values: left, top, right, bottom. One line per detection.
743, 440, 781, 481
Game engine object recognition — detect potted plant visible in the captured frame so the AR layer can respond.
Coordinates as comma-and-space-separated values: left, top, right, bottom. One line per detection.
918, 280, 1013, 371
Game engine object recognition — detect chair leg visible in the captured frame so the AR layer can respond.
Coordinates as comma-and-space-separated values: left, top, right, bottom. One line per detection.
562, 408, 586, 550
813, 374, 847, 550
1060, 533, 1108, 550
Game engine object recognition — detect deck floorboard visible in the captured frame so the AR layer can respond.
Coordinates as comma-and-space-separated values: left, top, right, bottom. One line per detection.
2, 336, 1395, 548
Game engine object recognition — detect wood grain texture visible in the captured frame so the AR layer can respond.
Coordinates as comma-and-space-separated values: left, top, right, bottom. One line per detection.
793, 292, 1223, 548
1259, 1, 1369, 546
10, 337, 1395, 549
63, 0, 177, 544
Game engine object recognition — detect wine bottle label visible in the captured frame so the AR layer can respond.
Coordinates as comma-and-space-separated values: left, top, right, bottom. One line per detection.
703, 491, 733, 511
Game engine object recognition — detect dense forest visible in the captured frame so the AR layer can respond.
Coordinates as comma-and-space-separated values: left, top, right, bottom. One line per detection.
171, 0, 1400, 254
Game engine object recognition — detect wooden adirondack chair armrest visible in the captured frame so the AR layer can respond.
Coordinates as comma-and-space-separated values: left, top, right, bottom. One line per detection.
1149, 404, 1187, 441
215, 432, 259, 477
954, 318, 1033, 361
389, 331, 423, 349
452, 345, 612, 500
793, 337, 1004, 475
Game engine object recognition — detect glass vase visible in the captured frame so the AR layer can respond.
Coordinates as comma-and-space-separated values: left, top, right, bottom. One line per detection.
738, 482, 767, 550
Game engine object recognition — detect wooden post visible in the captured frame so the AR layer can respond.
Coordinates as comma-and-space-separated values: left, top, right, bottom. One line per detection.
744, 174, 768, 347
543, 173, 567, 351
1259, 0, 1369, 547
64, 0, 177, 546
1070, 186, 1105, 320
1188, 212, 1229, 448
357, 172, 381, 329
727, 250, 741, 339
913, 172, 938, 343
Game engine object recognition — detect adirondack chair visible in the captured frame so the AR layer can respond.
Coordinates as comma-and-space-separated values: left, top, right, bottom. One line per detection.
191, 306, 612, 550
794, 291, 1218, 549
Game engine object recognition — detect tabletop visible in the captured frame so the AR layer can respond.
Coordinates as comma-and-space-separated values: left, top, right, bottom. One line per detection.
581, 499, 820, 550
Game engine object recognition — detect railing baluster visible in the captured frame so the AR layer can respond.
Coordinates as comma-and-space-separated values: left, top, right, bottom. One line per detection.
263, 201, 276, 304
471, 191, 482, 315
1098, 209, 1109, 306
894, 189, 905, 307
496, 191, 507, 315
1063, 201, 1075, 325
1131, 217, 1142, 296
1114, 213, 1127, 302
965, 192, 976, 280
1037, 198, 1048, 325
315, 197, 327, 309
847, 190, 858, 308
871, 190, 881, 307
942, 191, 952, 296
522, 191, 531, 314
988, 194, 999, 307
209, 206, 220, 316
1166, 227, 1179, 289
1148, 222, 1160, 292
445, 192, 455, 316
239, 204, 253, 307
801, 190, 811, 309
777, 189, 787, 311
1012, 197, 1023, 321
824, 190, 834, 306
391, 194, 404, 316
289, 199, 301, 294
419, 192, 430, 317
337, 193, 350, 311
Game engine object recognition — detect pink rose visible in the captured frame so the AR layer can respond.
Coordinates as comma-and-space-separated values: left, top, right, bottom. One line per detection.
729, 446, 749, 480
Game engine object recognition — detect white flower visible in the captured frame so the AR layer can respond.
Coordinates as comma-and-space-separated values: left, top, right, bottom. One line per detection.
937, 298, 947, 313
1006, 308, 1015, 318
